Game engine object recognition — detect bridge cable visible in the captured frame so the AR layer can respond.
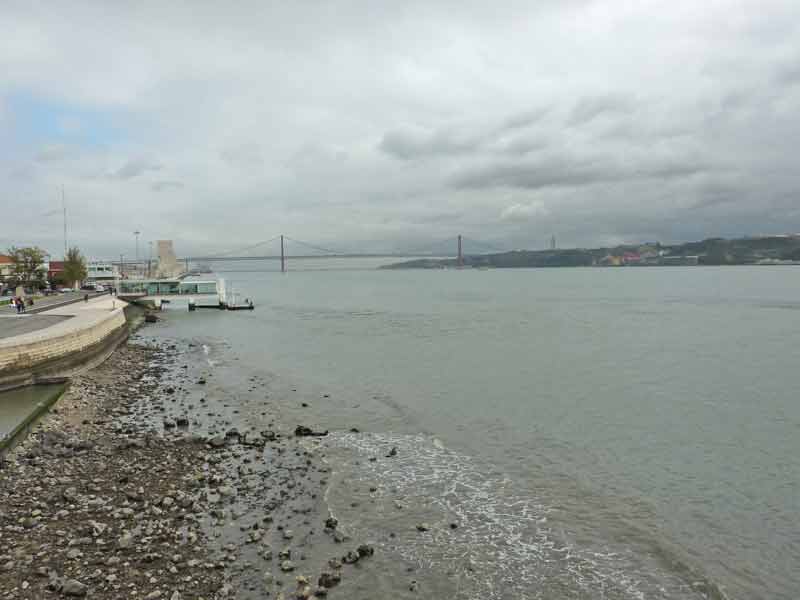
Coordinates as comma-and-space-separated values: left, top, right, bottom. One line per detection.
283, 236, 346, 255
205, 236, 282, 258
461, 236, 512, 254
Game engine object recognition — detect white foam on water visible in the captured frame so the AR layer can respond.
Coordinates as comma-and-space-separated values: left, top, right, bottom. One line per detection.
327, 431, 707, 600
202, 344, 216, 366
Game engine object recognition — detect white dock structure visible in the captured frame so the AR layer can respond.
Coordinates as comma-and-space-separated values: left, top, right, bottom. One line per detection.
117, 279, 227, 310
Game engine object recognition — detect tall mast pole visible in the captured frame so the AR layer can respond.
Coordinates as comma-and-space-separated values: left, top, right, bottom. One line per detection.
62, 186, 67, 259
280, 235, 285, 273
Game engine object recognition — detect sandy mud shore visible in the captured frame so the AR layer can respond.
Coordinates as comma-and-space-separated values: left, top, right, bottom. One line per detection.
0, 335, 378, 600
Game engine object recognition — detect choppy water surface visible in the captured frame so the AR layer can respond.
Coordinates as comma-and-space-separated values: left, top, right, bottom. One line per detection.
154, 261, 800, 599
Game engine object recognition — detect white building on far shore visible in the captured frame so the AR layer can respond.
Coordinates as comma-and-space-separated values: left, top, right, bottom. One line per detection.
87, 261, 118, 282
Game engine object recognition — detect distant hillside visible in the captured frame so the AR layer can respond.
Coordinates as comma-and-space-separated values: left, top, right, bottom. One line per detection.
382, 235, 800, 269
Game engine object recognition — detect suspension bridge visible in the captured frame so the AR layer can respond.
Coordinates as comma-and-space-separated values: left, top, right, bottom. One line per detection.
177, 234, 512, 272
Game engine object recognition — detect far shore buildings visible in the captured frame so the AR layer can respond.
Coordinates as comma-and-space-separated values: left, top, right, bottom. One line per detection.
48, 260, 64, 282
0, 255, 13, 282
87, 261, 118, 282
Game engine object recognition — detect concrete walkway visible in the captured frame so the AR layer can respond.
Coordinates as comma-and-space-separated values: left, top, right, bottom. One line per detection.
1, 290, 107, 315
0, 315, 73, 340
0, 295, 127, 347
0, 294, 130, 390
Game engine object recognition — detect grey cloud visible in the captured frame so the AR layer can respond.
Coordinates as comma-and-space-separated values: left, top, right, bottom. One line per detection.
451, 155, 708, 191
500, 108, 549, 131
498, 137, 548, 155
152, 180, 184, 192
379, 127, 485, 160
380, 108, 548, 161
774, 61, 800, 86
35, 143, 71, 162
220, 143, 264, 168
568, 94, 637, 126
114, 158, 162, 179
1, 0, 800, 257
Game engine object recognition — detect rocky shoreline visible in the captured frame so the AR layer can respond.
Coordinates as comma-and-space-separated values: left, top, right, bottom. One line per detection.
0, 336, 375, 599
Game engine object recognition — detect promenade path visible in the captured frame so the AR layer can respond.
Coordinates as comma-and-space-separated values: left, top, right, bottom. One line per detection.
0, 295, 127, 345
0, 292, 107, 340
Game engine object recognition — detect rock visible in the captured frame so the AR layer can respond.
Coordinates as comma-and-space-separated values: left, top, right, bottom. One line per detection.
208, 436, 226, 448
386, 446, 398, 457
450, 522, 459, 529
280, 560, 295, 572
294, 425, 328, 437
324, 516, 338, 530
318, 572, 341, 588
176, 417, 189, 427
357, 544, 374, 558
416, 523, 430, 532
283, 529, 293, 540
342, 550, 360, 564
62, 579, 88, 596
218, 485, 235, 498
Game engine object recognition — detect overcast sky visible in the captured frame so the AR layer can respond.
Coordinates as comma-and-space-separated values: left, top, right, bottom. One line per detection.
2, 0, 800, 259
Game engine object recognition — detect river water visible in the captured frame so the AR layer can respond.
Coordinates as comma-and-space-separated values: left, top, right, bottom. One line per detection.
152, 260, 800, 599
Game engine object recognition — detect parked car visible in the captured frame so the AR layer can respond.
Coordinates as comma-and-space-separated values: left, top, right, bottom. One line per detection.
60, 287, 74, 293
95, 285, 106, 293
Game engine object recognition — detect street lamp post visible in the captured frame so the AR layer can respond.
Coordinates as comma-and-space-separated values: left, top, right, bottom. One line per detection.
134, 231, 141, 276
148, 241, 153, 278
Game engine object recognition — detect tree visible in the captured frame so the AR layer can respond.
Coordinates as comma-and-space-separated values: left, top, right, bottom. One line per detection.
63, 246, 88, 287
7, 246, 47, 290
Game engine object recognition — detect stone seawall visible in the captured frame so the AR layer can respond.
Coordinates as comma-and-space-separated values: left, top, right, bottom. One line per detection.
0, 303, 129, 391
